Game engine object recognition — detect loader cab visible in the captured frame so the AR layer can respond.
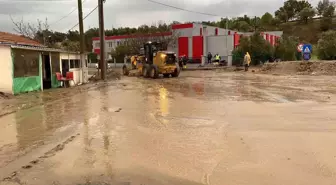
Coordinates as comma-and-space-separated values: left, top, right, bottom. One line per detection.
144, 41, 162, 65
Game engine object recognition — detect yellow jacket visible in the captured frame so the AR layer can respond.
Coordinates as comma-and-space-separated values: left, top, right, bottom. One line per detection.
244, 52, 251, 65
131, 56, 137, 65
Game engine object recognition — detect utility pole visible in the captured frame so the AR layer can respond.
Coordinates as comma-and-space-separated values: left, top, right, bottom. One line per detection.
77, 0, 86, 83
98, 0, 106, 80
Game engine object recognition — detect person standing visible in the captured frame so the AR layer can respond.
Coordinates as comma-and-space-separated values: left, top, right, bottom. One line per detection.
215, 53, 221, 63
207, 52, 213, 64
243, 52, 251, 71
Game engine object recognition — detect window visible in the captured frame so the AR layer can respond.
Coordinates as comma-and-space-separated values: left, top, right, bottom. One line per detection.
70, 59, 81, 68
95, 42, 100, 48
75, 59, 80, 68
70, 60, 75, 68
13, 49, 39, 78
108, 42, 113, 48
51, 53, 60, 73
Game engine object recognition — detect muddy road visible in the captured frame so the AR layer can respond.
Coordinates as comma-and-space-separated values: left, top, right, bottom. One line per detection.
1, 71, 336, 185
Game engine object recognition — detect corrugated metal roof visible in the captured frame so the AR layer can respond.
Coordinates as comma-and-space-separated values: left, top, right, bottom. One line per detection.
10, 45, 79, 54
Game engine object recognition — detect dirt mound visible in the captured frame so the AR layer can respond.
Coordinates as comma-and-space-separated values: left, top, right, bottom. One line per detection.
259, 61, 336, 75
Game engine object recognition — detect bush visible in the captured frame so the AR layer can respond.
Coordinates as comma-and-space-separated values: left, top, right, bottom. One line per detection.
88, 52, 98, 63
232, 47, 244, 66
317, 30, 336, 60
250, 33, 274, 65
274, 36, 300, 61
232, 32, 274, 65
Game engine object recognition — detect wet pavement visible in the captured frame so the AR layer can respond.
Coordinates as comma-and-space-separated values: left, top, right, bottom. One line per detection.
1, 71, 336, 185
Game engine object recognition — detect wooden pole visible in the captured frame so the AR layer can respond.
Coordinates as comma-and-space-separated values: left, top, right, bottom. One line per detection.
98, 0, 106, 80
77, 0, 86, 83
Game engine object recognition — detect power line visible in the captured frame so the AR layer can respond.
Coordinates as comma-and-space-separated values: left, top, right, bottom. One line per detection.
68, 5, 98, 31
50, 0, 87, 26
147, 0, 222, 17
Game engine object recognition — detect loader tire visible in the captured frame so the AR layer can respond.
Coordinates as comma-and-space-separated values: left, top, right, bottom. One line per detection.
149, 65, 159, 79
142, 64, 150, 78
171, 65, 180, 77
122, 66, 129, 76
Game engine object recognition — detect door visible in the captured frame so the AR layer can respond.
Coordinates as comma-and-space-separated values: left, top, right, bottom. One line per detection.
43, 54, 52, 89
61, 59, 69, 77
178, 37, 188, 57
192, 36, 203, 63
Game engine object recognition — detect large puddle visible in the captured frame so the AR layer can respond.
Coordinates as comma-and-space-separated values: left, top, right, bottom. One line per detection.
1, 71, 336, 185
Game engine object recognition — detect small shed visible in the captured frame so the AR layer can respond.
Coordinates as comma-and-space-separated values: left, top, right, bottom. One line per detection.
0, 32, 88, 95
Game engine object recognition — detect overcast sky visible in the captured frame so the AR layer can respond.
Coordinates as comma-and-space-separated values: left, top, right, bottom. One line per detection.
0, 0, 320, 34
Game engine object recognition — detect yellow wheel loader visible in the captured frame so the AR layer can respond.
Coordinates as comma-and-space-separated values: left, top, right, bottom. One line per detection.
122, 41, 180, 79
142, 41, 180, 79
122, 55, 145, 76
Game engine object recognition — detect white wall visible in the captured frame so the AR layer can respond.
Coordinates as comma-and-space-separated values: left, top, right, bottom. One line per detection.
174, 28, 193, 37
207, 35, 234, 66
60, 52, 87, 86
264, 31, 283, 37
0, 46, 13, 94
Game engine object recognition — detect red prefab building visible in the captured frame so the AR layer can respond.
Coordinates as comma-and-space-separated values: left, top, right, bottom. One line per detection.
92, 23, 282, 65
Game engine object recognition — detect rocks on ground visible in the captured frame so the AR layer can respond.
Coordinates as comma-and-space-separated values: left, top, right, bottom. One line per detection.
259, 61, 336, 75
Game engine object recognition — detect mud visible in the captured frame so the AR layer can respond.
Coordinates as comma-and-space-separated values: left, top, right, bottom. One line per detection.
1, 71, 336, 185
259, 61, 336, 75
89, 69, 121, 82
0, 79, 121, 118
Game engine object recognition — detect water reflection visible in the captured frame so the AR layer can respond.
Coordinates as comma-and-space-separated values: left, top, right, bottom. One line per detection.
101, 85, 114, 178
159, 87, 169, 116
15, 106, 46, 150
192, 81, 205, 96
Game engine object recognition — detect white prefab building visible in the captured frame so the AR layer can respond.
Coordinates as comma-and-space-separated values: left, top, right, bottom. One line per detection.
0, 32, 88, 95
92, 23, 283, 66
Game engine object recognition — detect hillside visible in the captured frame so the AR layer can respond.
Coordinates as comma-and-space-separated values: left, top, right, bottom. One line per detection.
279, 17, 336, 44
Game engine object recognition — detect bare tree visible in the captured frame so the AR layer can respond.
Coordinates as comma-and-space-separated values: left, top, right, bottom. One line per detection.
121, 22, 179, 54
110, 21, 180, 62
10, 16, 49, 40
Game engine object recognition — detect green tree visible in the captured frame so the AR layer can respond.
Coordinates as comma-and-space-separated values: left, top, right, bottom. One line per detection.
274, 36, 299, 61
234, 21, 251, 32
110, 45, 133, 63
317, 0, 335, 17
295, 0, 313, 15
233, 33, 274, 65
317, 30, 336, 60
282, 0, 297, 20
318, 1, 335, 31
61, 40, 80, 52
249, 33, 273, 64
85, 28, 99, 52
317, 0, 330, 17
275, 0, 313, 22
275, 7, 289, 22
261, 12, 274, 26
88, 52, 98, 63
298, 7, 316, 24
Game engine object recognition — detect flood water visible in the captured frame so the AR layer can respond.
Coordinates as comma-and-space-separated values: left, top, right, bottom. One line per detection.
1, 71, 336, 185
